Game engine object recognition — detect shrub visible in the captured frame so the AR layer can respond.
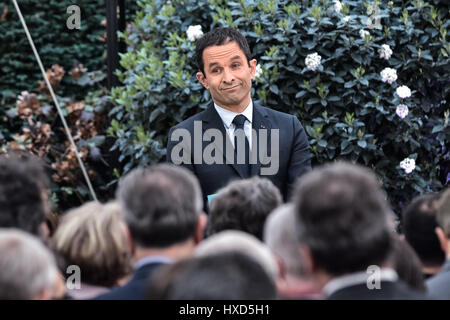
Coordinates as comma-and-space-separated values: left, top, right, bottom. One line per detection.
0, 0, 106, 103
109, 0, 450, 215
1, 65, 113, 212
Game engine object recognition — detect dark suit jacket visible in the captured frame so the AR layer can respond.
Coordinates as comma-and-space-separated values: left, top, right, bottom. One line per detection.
426, 259, 450, 299
94, 262, 163, 300
327, 281, 427, 300
167, 101, 311, 207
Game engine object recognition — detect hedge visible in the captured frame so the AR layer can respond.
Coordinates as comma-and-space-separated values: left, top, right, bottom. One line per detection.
113, 0, 448, 215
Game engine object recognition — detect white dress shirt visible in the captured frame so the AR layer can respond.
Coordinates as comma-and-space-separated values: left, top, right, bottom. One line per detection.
214, 100, 253, 149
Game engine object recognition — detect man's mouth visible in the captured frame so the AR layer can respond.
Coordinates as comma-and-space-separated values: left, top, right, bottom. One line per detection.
221, 85, 240, 91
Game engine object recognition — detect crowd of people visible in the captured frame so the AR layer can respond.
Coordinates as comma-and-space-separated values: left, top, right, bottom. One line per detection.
0, 152, 450, 300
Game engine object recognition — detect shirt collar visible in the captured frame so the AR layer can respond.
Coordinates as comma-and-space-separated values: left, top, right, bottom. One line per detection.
323, 268, 399, 297
134, 255, 174, 270
214, 100, 253, 129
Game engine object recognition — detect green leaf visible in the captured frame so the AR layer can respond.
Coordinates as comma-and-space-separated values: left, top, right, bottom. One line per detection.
318, 139, 327, 147
432, 125, 445, 133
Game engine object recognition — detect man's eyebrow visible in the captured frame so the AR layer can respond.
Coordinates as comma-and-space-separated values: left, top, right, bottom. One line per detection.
207, 62, 219, 69
207, 56, 243, 69
230, 56, 243, 61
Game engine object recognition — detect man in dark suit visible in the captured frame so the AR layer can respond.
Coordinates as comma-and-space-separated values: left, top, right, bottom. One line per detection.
292, 162, 426, 299
167, 28, 311, 207
96, 164, 206, 300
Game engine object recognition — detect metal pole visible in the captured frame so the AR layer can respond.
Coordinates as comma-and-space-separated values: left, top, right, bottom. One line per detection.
12, 0, 98, 201
106, 0, 119, 90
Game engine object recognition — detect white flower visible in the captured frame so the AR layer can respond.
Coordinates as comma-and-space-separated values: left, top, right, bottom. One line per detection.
378, 44, 393, 60
359, 29, 370, 40
400, 158, 416, 174
396, 104, 409, 119
396, 85, 412, 99
333, 0, 342, 13
305, 52, 322, 71
343, 16, 350, 23
380, 68, 397, 84
254, 64, 263, 78
186, 25, 203, 42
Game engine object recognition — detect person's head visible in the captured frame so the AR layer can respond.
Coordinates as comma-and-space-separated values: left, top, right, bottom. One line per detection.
51, 201, 132, 287
207, 177, 282, 240
402, 193, 445, 269
195, 27, 257, 111
435, 188, 450, 257
293, 162, 393, 279
264, 204, 312, 281
0, 228, 60, 299
195, 230, 278, 281
0, 152, 50, 238
117, 164, 205, 251
388, 235, 426, 292
148, 251, 276, 300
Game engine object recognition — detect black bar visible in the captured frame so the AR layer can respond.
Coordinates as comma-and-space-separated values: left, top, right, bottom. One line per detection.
106, 0, 119, 90
118, 0, 126, 54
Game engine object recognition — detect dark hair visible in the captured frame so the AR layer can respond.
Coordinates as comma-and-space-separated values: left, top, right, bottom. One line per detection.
207, 177, 282, 240
148, 251, 276, 300
389, 235, 426, 292
195, 27, 252, 76
117, 164, 203, 248
0, 153, 48, 236
402, 193, 445, 267
293, 162, 392, 276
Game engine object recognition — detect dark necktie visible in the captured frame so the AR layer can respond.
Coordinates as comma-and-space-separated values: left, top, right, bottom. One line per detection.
232, 114, 250, 178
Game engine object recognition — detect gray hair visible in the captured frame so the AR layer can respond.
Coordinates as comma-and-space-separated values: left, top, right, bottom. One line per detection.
293, 162, 392, 275
117, 164, 203, 248
0, 229, 58, 299
207, 176, 282, 240
264, 204, 309, 279
195, 230, 278, 281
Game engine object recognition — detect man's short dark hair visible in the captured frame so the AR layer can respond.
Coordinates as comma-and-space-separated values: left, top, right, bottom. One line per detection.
148, 251, 276, 300
0, 153, 48, 236
195, 27, 252, 76
116, 164, 203, 248
402, 193, 445, 267
389, 235, 426, 292
207, 177, 282, 240
293, 162, 392, 276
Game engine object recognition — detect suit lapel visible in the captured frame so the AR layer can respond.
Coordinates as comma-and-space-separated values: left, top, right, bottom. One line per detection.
251, 103, 272, 177
200, 102, 245, 178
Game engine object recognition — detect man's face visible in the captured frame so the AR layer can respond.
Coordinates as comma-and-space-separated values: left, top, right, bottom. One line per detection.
197, 41, 257, 112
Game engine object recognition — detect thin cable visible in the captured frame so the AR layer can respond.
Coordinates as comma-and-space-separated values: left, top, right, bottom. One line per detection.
12, 0, 98, 201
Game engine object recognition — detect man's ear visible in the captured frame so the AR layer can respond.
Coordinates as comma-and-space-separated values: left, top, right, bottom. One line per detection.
249, 59, 257, 79
274, 254, 286, 281
299, 244, 316, 274
196, 72, 209, 89
435, 227, 448, 255
194, 213, 207, 245
123, 223, 136, 257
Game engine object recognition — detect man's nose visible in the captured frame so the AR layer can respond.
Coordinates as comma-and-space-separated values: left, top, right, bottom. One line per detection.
222, 68, 235, 83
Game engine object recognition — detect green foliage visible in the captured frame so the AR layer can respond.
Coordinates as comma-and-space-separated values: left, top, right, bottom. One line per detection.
0, 1, 139, 211
109, 0, 450, 215
0, 1, 106, 103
